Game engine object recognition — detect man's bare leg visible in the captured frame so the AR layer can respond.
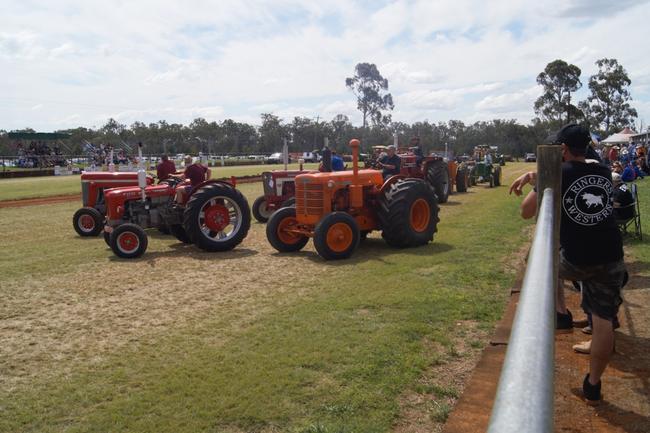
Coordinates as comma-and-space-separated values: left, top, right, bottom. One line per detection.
589, 314, 614, 384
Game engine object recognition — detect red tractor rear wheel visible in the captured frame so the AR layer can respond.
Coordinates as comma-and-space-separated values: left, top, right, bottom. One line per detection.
314, 212, 360, 260
109, 223, 148, 259
73, 207, 103, 237
266, 207, 309, 252
170, 224, 192, 243
183, 182, 251, 252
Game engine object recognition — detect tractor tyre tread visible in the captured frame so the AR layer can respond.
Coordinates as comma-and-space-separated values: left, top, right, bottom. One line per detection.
170, 224, 192, 243
426, 160, 450, 203
456, 167, 468, 193
378, 179, 439, 248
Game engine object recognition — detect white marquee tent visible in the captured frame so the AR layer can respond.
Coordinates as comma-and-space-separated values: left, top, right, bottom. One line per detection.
601, 127, 636, 144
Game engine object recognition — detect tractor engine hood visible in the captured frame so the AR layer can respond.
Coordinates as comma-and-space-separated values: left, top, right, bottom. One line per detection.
81, 171, 154, 184
294, 169, 383, 187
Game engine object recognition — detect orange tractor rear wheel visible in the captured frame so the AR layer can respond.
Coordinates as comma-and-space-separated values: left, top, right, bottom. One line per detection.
379, 179, 439, 248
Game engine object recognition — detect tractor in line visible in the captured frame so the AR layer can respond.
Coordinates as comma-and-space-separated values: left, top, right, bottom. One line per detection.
73, 171, 153, 237
465, 145, 503, 188
102, 175, 250, 259
365, 144, 469, 203
251, 168, 314, 223
266, 139, 440, 260
74, 144, 251, 259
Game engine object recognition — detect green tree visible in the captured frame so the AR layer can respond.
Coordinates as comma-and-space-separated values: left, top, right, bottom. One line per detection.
329, 114, 354, 150
579, 58, 638, 136
258, 113, 289, 153
345, 63, 394, 130
534, 59, 582, 123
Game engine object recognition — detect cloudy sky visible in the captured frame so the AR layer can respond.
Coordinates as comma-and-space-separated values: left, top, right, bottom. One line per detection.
2, 0, 650, 131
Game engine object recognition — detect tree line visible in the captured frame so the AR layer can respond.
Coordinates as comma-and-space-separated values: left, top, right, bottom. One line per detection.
0, 116, 556, 158
0, 58, 639, 158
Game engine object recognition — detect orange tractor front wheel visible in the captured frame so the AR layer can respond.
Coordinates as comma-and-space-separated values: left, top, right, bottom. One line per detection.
314, 212, 360, 260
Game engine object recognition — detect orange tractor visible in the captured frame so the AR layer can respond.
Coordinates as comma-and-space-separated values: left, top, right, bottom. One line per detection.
266, 139, 440, 260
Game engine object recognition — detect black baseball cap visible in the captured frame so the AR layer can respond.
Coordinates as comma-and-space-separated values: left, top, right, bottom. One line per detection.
553, 124, 591, 150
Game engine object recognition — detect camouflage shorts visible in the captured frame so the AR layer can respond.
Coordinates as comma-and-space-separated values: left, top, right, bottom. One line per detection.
559, 251, 626, 321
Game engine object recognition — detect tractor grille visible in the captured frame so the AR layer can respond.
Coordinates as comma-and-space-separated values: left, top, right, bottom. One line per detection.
81, 182, 89, 206
295, 181, 324, 216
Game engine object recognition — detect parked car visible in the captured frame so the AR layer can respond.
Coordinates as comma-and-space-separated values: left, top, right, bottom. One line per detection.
525, 153, 536, 162
267, 152, 285, 164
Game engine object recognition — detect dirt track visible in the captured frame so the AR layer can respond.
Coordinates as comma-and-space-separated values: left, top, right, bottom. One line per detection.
0, 175, 263, 209
0, 194, 80, 208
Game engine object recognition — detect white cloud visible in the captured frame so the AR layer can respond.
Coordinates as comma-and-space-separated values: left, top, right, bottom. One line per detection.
1, 0, 649, 130
475, 86, 541, 112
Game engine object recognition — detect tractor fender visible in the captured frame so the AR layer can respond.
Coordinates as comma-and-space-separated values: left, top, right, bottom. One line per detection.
379, 174, 407, 194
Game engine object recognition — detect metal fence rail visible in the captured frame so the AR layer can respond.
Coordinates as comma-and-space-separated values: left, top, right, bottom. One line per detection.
487, 187, 557, 433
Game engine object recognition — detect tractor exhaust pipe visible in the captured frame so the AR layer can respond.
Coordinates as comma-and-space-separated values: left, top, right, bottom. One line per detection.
349, 139, 362, 209
137, 142, 147, 203
350, 139, 360, 178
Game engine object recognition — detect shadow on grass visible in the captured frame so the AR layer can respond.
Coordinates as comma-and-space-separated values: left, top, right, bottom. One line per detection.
624, 260, 650, 291
106, 243, 259, 262
267, 239, 454, 266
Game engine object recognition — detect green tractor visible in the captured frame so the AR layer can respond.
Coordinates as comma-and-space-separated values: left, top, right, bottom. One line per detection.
467, 145, 502, 188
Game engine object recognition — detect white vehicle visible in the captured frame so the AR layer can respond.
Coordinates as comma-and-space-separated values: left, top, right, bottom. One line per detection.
267, 152, 284, 164
301, 152, 319, 163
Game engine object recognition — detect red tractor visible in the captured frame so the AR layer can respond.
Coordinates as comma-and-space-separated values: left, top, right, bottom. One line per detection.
266, 139, 439, 260
73, 171, 153, 237
251, 169, 316, 223
366, 145, 465, 203
102, 174, 250, 259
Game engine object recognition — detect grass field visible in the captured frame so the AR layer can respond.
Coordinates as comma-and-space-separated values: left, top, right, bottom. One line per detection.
1, 163, 646, 433
0, 163, 319, 202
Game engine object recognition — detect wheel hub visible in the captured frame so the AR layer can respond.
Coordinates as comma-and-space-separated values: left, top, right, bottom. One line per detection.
204, 204, 230, 232
118, 232, 139, 253
80, 215, 95, 230
327, 223, 353, 253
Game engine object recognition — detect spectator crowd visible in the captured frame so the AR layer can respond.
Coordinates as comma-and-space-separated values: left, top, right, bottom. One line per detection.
15, 140, 66, 168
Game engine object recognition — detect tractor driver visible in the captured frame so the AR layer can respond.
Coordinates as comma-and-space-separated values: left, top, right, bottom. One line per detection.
410, 136, 424, 166
156, 154, 177, 182
378, 144, 401, 179
171, 155, 212, 201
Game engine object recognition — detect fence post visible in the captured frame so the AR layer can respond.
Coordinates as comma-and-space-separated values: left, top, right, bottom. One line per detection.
536, 145, 562, 281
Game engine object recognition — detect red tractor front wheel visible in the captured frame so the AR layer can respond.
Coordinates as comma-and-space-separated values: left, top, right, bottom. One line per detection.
73, 207, 104, 237
109, 223, 148, 259
252, 195, 274, 223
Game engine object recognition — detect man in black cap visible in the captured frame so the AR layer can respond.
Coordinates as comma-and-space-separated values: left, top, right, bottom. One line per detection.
509, 124, 626, 405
